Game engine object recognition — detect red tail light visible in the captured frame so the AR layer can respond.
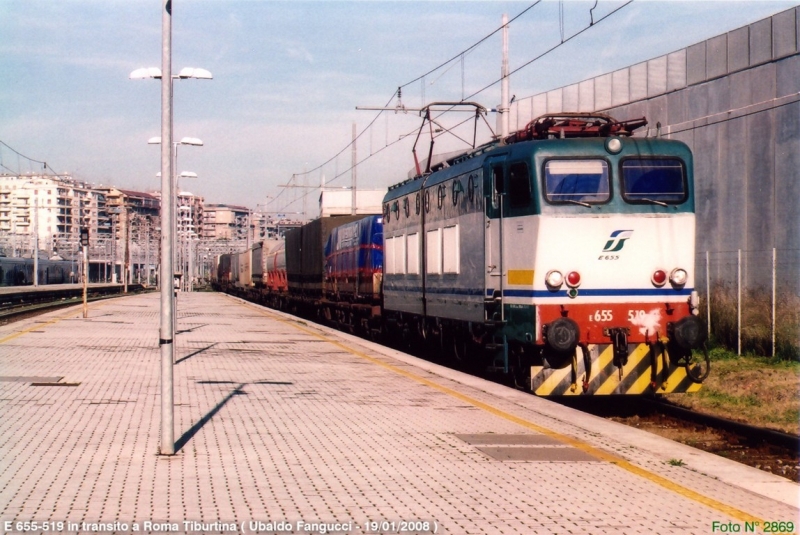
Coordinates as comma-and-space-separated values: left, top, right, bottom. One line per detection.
566, 271, 581, 288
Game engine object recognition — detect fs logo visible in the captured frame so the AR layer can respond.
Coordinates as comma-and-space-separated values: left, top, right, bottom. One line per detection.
602, 230, 633, 252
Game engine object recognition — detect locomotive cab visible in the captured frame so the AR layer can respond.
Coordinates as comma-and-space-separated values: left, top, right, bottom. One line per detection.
482, 116, 707, 394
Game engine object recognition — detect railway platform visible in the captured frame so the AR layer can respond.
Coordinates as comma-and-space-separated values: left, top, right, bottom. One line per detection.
0, 292, 797, 534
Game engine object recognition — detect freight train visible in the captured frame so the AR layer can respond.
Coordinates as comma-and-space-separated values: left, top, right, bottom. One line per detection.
215, 113, 709, 395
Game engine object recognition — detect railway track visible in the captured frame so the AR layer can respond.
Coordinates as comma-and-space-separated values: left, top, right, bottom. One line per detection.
554, 396, 800, 482
0, 284, 149, 324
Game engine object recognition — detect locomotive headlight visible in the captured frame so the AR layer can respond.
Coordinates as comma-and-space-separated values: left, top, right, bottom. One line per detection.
605, 137, 623, 154
545, 270, 563, 289
566, 271, 582, 288
670, 268, 688, 286
651, 269, 667, 287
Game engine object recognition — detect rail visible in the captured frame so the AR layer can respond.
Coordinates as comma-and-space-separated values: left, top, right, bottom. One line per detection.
0, 284, 150, 322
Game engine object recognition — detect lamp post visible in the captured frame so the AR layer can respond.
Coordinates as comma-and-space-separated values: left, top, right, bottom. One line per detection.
130, 16, 212, 455
158, 168, 199, 293
150, 136, 201, 286
18, 181, 41, 286
187, 232, 198, 292
33, 196, 39, 287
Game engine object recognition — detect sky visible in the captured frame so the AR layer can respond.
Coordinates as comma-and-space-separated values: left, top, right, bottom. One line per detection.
1, 0, 797, 218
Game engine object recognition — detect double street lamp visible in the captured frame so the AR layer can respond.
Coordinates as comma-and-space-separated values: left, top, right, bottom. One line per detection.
130, 39, 212, 454
130, 66, 213, 82
149, 136, 202, 291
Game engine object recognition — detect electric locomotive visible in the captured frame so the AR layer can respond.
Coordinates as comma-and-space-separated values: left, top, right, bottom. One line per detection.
382, 113, 708, 395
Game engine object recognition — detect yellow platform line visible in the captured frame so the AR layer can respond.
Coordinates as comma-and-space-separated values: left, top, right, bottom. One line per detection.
236, 297, 764, 525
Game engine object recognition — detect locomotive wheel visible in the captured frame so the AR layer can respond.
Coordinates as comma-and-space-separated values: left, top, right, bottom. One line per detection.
509, 347, 532, 390
511, 365, 530, 391
451, 328, 475, 363
452, 335, 469, 361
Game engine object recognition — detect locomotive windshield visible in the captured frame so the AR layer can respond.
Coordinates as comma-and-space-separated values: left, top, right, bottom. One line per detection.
544, 159, 609, 204
621, 158, 687, 204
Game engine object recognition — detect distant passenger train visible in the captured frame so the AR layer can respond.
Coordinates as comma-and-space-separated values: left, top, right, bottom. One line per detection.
215, 113, 709, 396
0, 257, 75, 286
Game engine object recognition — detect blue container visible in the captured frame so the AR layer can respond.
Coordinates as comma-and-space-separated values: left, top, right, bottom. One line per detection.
324, 215, 383, 301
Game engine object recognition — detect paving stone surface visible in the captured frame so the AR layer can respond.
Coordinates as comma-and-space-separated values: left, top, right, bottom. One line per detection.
0, 292, 797, 534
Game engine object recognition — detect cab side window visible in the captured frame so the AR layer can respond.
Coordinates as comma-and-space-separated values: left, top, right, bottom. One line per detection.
508, 162, 531, 208
491, 165, 504, 210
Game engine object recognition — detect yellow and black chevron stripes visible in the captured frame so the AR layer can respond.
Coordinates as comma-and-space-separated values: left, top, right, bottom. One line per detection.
531, 343, 703, 396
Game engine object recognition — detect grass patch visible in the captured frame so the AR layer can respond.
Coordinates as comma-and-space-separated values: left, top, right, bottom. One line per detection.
666, 352, 800, 434
699, 389, 761, 408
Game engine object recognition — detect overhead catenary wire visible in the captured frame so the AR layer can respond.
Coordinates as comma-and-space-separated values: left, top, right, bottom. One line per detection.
278, 1, 633, 212
271, 2, 544, 208
399, 1, 542, 92
0, 139, 61, 177
463, 0, 633, 102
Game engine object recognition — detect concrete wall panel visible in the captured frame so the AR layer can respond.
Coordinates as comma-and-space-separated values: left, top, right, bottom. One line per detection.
562, 83, 579, 112
744, 110, 776, 264
728, 69, 753, 110
578, 79, 594, 112
750, 18, 773, 65
532, 94, 547, 118
667, 50, 687, 91
611, 69, 629, 106
666, 89, 689, 126
706, 75, 731, 116
745, 109, 776, 288
645, 95, 668, 132
687, 42, 707, 85
595, 73, 612, 110
707, 34, 728, 79
685, 83, 709, 119
776, 53, 800, 98
630, 62, 648, 102
728, 26, 750, 72
546, 89, 563, 113
750, 62, 777, 103
648, 55, 668, 97
774, 100, 800, 290
772, 8, 797, 59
